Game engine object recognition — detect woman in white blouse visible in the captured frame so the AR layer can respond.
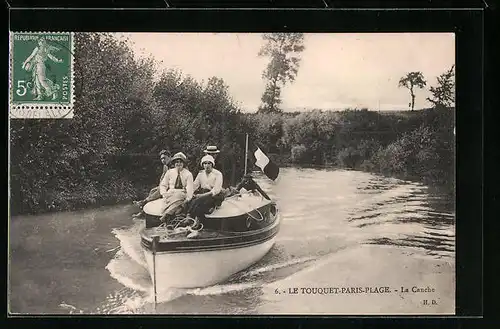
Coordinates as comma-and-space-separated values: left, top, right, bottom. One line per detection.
187, 154, 224, 220
159, 152, 194, 222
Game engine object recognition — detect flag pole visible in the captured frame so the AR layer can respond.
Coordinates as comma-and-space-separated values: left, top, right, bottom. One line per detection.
244, 133, 249, 175
152, 235, 159, 312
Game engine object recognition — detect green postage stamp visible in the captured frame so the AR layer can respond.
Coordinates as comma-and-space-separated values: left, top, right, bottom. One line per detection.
9, 32, 74, 119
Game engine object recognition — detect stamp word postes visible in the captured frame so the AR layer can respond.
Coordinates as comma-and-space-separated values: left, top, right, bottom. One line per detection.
10, 32, 74, 119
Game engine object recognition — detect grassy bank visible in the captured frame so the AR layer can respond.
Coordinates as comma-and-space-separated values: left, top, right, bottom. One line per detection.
9, 177, 150, 217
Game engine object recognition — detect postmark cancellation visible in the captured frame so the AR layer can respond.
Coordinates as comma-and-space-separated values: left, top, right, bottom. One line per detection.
9, 32, 75, 119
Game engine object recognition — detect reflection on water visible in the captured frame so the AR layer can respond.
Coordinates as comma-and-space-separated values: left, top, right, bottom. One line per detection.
345, 175, 454, 258
9, 167, 455, 314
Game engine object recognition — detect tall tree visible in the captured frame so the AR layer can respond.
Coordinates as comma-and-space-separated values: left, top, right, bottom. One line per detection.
426, 65, 455, 109
398, 72, 427, 111
258, 33, 305, 114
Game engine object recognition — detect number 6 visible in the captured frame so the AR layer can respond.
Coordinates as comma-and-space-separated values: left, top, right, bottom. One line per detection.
16, 80, 27, 97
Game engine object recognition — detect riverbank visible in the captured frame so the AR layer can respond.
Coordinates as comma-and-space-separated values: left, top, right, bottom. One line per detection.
263, 244, 455, 314
9, 164, 454, 217
271, 154, 455, 198
9, 179, 151, 218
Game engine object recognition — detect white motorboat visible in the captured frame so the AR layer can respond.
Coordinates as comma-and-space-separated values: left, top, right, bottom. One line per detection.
139, 189, 280, 289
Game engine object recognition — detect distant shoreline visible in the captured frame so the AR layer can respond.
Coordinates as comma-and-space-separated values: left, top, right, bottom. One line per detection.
9, 165, 453, 217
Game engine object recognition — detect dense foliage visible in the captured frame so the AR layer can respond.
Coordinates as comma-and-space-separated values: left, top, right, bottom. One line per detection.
245, 107, 455, 190
10, 33, 247, 215
9, 34, 455, 215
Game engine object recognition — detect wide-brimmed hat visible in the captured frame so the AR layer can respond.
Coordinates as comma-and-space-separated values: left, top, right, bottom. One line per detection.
203, 145, 220, 154
170, 152, 187, 163
200, 155, 215, 167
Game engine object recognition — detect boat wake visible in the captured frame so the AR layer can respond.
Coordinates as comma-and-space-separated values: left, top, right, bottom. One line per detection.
238, 256, 316, 279
102, 219, 319, 313
111, 221, 148, 268
105, 249, 151, 293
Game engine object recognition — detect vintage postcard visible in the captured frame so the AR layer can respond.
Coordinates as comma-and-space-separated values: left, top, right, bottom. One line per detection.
9, 32, 456, 315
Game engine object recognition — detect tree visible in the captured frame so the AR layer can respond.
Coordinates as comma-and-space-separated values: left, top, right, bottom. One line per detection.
398, 72, 427, 111
258, 33, 305, 114
427, 65, 455, 109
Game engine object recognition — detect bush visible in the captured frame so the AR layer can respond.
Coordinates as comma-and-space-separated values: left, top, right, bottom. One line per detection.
368, 123, 453, 185
336, 147, 363, 169
290, 144, 308, 163
359, 159, 376, 171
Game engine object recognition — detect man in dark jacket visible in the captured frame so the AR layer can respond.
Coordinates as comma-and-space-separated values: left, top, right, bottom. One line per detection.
133, 149, 171, 218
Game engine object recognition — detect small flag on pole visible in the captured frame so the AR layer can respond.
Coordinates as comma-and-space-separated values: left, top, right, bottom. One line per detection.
254, 147, 279, 181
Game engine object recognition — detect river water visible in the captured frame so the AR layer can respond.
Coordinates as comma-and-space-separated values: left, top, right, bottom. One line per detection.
9, 168, 455, 315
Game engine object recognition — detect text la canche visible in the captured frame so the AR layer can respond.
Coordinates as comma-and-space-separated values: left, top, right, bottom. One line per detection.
400, 286, 436, 293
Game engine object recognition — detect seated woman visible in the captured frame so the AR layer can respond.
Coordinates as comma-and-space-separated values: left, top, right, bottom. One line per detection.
157, 152, 194, 224
187, 154, 224, 221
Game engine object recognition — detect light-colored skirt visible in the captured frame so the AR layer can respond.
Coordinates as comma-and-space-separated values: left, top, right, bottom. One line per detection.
162, 190, 187, 215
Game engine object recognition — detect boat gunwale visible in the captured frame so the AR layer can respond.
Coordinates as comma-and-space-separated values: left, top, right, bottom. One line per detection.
141, 225, 280, 254
140, 205, 280, 243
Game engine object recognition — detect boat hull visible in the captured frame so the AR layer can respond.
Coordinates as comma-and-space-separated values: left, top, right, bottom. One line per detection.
140, 191, 280, 288
143, 235, 277, 288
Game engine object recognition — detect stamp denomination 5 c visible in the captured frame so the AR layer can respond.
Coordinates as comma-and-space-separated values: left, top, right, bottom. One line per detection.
9, 32, 74, 119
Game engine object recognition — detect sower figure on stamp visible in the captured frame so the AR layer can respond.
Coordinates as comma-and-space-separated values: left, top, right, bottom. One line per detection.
158, 152, 194, 224
22, 37, 63, 101
187, 155, 224, 223
132, 149, 171, 218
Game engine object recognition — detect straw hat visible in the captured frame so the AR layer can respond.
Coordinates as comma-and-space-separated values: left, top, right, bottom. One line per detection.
203, 145, 220, 154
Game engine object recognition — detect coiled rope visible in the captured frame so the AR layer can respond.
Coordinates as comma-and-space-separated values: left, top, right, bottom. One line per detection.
152, 215, 203, 238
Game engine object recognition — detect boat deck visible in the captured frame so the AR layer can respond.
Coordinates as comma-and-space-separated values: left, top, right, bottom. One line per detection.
140, 213, 281, 253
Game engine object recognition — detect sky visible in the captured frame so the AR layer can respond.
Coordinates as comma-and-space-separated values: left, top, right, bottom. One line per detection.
117, 32, 455, 112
